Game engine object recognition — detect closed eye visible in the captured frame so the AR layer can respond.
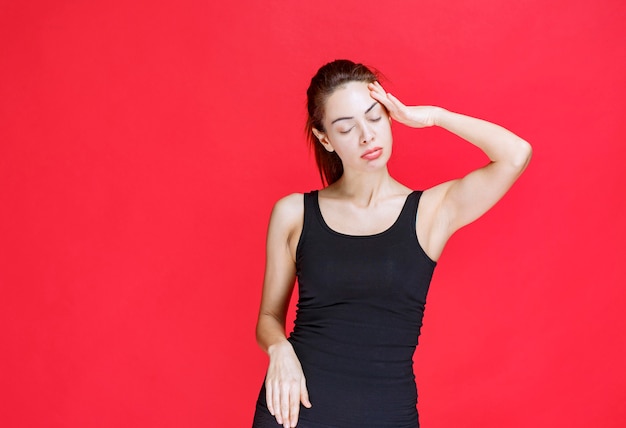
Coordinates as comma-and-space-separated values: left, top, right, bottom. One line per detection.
339, 127, 354, 134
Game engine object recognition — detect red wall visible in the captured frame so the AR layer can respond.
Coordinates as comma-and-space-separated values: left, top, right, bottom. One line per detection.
1, 1, 625, 427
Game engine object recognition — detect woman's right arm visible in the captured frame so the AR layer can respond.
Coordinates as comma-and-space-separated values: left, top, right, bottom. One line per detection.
256, 193, 311, 428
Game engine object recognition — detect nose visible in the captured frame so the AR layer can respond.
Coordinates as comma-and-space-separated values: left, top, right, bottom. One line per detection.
360, 122, 375, 144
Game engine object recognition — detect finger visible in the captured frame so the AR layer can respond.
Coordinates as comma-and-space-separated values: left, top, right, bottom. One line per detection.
385, 92, 408, 121
368, 81, 387, 100
281, 383, 291, 427
273, 382, 283, 425
367, 81, 386, 96
386, 92, 405, 108
372, 80, 385, 92
367, 82, 382, 97
265, 382, 274, 416
368, 85, 394, 112
289, 383, 301, 427
300, 377, 312, 408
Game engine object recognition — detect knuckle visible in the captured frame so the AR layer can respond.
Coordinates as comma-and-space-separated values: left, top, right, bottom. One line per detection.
281, 379, 298, 391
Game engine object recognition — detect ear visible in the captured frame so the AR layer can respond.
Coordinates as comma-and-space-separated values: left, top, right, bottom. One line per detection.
312, 128, 335, 153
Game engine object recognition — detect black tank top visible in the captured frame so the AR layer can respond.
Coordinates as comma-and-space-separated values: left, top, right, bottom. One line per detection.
287, 190, 437, 427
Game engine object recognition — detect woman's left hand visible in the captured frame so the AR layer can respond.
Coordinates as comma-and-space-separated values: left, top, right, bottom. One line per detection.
368, 81, 440, 129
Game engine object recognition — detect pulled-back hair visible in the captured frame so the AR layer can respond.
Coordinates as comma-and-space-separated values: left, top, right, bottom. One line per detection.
306, 60, 379, 186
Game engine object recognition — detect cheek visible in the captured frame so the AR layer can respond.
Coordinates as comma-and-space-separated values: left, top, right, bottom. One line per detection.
328, 139, 358, 163
378, 121, 393, 140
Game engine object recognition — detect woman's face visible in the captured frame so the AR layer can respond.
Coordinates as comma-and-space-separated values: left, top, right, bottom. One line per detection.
316, 81, 393, 174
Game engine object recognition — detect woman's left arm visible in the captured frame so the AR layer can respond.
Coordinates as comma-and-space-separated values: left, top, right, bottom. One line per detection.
369, 82, 532, 253
428, 107, 532, 232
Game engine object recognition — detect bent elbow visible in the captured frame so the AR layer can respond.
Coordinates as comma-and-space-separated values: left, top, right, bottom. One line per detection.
512, 138, 532, 171
255, 314, 266, 348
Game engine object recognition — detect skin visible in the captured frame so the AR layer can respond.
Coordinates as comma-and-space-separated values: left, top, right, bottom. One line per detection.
256, 80, 532, 427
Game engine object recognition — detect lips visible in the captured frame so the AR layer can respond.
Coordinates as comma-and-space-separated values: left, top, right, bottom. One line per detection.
361, 147, 383, 160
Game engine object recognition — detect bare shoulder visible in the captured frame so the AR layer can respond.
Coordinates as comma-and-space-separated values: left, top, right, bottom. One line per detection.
271, 193, 304, 226
268, 193, 305, 253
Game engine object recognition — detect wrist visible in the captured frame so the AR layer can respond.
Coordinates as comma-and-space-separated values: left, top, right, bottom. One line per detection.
267, 339, 291, 356
432, 107, 449, 127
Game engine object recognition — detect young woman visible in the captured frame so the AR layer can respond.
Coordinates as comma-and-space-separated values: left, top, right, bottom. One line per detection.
252, 60, 532, 428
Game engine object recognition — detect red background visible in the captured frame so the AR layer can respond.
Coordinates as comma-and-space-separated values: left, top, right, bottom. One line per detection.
1, 1, 625, 427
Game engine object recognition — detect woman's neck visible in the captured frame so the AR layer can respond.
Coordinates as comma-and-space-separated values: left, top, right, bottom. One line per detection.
327, 168, 400, 206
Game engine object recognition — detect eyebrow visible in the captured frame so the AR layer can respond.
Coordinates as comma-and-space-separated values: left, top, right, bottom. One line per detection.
330, 102, 379, 124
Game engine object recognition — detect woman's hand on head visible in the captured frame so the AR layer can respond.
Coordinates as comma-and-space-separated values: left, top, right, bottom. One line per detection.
368, 81, 441, 129
265, 340, 312, 428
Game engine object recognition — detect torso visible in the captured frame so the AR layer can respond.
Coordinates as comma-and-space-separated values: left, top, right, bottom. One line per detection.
287, 189, 436, 427
254, 185, 444, 427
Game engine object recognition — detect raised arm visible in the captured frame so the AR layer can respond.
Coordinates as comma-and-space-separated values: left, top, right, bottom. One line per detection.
369, 81, 532, 260
256, 193, 311, 428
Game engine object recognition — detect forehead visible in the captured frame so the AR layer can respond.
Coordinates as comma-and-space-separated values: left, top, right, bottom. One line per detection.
324, 81, 375, 118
